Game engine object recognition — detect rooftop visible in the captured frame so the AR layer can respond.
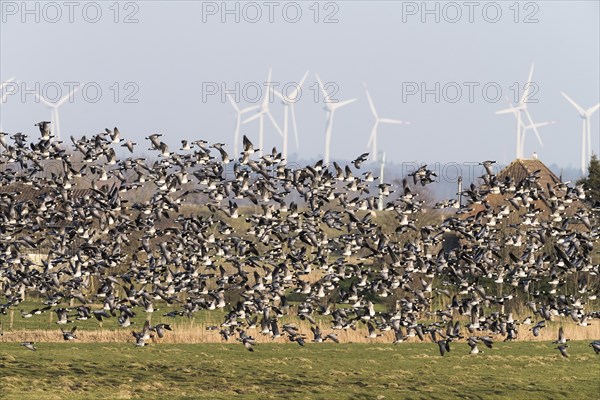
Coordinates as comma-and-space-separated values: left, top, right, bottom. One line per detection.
497, 158, 561, 192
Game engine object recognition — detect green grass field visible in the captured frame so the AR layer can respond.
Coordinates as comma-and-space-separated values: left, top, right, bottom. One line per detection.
0, 341, 598, 400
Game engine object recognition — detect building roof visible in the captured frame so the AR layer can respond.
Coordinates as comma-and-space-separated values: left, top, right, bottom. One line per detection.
0, 183, 93, 202
463, 157, 585, 219
497, 158, 561, 192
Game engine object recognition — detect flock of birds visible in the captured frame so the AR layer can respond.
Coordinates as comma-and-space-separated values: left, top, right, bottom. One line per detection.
0, 121, 599, 358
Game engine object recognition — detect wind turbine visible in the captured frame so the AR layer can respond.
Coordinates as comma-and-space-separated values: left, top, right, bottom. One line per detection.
315, 74, 356, 164
35, 85, 80, 141
273, 70, 309, 161
364, 82, 408, 161
0, 77, 17, 131
561, 92, 600, 174
496, 64, 540, 159
242, 68, 282, 157
227, 94, 259, 156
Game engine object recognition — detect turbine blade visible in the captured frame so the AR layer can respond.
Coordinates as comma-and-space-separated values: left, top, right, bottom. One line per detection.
266, 111, 283, 136
227, 93, 240, 112
34, 93, 55, 107
524, 109, 543, 147
496, 109, 514, 115
496, 105, 523, 115
289, 70, 310, 101
56, 86, 80, 107
242, 110, 265, 124
315, 74, 330, 101
528, 121, 555, 129
520, 63, 535, 104
561, 92, 586, 116
241, 105, 260, 113
378, 118, 405, 124
332, 98, 357, 109
368, 123, 378, 152
586, 102, 600, 115
273, 89, 285, 102
367, 122, 377, 147
364, 83, 378, 118
0, 77, 16, 89
290, 104, 300, 149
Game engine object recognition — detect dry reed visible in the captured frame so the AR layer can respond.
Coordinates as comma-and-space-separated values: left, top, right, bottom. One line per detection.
2, 318, 598, 344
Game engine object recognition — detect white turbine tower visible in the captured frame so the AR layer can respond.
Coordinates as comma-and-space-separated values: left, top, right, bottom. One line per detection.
561, 92, 600, 174
273, 70, 309, 161
496, 64, 540, 159
364, 82, 408, 162
378, 151, 386, 211
227, 94, 259, 156
315, 74, 356, 164
35, 85, 80, 141
242, 68, 282, 157
0, 77, 17, 131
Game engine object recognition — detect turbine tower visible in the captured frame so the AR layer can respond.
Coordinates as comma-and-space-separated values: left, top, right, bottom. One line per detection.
561, 92, 600, 174
496, 64, 541, 159
378, 151, 386, 211
315, 74, 356, 164
242, 68, 282, 157
227, 93, 259, 156
273, 70, 309, 161
35, 85, 80, 141
364, 82, 408, 162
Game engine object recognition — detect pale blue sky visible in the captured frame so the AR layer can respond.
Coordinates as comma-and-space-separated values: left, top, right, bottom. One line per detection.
1, 1, 599, 172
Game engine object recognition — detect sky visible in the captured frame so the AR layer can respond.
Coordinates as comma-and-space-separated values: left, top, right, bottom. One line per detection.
1, 1, 599, 175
